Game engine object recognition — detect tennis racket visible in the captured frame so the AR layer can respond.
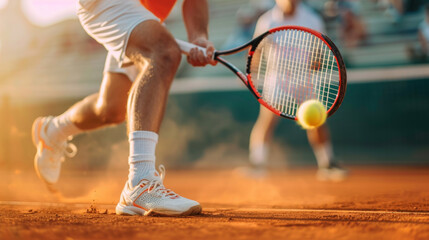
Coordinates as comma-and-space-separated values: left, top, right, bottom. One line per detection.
176, 25, 347, 120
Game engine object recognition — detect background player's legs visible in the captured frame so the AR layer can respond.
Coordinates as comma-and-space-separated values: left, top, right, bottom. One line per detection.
306, 124, 334, 168
249, 107, 279, 167
250, 107, 345, 176
307, 124, 348, 181
122, 20, 181, 187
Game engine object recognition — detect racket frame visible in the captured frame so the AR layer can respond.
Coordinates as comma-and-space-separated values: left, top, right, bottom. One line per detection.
177, 25, 347, 120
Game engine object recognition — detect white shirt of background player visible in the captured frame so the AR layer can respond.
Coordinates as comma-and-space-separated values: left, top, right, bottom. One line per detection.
254, 3, 327, 108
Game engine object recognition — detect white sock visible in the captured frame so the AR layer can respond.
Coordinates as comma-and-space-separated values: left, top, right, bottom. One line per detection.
313, 142, 334, 168
47, 111, 82, 143
249, 144, 268, 167
128, 131, 158, 187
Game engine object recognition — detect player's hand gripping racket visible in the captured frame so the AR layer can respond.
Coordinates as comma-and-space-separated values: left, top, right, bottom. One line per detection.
176, 26, 347, 120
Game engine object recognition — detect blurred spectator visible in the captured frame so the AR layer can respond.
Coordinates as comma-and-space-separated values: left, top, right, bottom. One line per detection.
408, 4, 429, 62
339, 6, 367, 48
418, 4, 429, 55
222, 1, 273, 50
323, 0, 340, 20
323, 0, 367, 48
375, 0, 429, 22
390, 0, 428, 14
222, 6, 260, 50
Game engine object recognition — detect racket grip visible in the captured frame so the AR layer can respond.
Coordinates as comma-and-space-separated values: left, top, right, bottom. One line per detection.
175, 39, 207, 56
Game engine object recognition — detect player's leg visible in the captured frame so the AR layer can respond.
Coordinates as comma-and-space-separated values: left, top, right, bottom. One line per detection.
125, 21, 181, 133
69, 73, 132, 130
249, 107, 279, 167
124, 20, 181, 185
45, 70, 131, 140
76, 0, 200, 216
32, 71, 131, 185
307, 124, 348, 181
115, 20, 201, 216
306, 124, 331, 168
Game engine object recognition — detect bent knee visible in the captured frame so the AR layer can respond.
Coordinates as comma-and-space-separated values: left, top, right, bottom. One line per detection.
126, 21, 181, 69
157, 42, 181, 68
95, 103, 126, 125
132, 36, 181, 70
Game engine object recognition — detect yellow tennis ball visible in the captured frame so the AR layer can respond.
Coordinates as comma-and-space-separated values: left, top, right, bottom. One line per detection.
297, 100, 327, 129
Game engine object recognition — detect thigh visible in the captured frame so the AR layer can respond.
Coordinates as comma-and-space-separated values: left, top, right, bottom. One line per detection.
125, 20, 179, 60
77, 0, 159, 66
257, 106, 279, 131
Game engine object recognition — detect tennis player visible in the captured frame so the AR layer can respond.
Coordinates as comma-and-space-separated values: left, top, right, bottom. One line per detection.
248, 0, 348, 181
32, 0, 216, 216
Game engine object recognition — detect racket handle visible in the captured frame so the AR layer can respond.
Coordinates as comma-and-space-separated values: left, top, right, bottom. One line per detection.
175, 39, 207, 56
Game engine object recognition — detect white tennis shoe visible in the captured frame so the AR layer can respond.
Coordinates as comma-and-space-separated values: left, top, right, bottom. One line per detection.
317, 162, 348, 182
116, 165, 202, 216
32, 116, 77, 185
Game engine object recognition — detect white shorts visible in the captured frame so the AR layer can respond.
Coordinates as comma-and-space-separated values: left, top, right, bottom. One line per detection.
77, 0, 159, 81
103, 52, 140, 81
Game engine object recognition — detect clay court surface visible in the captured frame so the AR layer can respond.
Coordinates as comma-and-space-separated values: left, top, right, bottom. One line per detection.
1, 166, 429, 240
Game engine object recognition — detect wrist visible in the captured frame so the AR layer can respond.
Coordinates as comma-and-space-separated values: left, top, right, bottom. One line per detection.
188, 34, 208, 43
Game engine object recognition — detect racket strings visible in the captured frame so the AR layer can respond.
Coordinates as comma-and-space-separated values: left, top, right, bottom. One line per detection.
250, 30, 340, 117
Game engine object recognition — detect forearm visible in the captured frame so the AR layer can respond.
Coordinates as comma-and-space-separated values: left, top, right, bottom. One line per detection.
182, 0, 209, 42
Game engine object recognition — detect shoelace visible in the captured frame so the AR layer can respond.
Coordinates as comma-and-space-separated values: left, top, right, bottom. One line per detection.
146, 165, 179, 198
64, 136, 77, 158
62, 143, 77, 159
54, 136, 77, 163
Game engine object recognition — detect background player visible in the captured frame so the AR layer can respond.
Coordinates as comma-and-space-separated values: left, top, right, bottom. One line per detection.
32, 0, 215, 216
248, 0, 348, 181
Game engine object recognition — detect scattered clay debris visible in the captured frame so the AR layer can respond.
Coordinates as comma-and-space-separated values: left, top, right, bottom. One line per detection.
86, 205, 98, 214
86, 205, 108, 214
27, 209, 38, 214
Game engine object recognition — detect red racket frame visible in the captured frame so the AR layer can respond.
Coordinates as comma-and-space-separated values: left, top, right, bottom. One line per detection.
213, 25, 347, 120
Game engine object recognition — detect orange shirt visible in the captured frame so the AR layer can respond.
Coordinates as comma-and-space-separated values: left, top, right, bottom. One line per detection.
140, 0, 177, 22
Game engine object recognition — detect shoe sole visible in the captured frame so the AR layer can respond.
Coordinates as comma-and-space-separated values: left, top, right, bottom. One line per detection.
316, 170, 348, 182
31, 117, 42, 147
32, 117, 58, 190
116, 204, 202, 216
32, 117, 44, 183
